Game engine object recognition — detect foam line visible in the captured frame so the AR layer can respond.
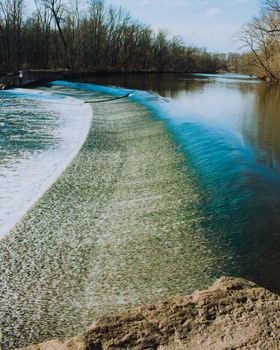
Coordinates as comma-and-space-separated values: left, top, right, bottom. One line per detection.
0, 89, 92, 239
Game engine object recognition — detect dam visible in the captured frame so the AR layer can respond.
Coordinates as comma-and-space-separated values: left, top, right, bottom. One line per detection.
0, 70, 64, 89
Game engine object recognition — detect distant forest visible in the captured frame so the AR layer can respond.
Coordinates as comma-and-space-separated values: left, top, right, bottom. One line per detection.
0, 0, 227, 73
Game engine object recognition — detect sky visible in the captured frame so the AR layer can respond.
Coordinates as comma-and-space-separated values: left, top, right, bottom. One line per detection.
24, 0, 260, 53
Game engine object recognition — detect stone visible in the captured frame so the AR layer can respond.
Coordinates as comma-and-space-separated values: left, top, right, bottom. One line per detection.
16, 278, 280, 350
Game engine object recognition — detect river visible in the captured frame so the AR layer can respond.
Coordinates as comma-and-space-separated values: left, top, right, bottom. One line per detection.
81, 73, 280, 294
0, 74, 279, 348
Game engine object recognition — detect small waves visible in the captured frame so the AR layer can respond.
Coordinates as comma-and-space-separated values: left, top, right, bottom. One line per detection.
45, 80, 280, 293
48, 79, 280, 292
0, 89, 92, 238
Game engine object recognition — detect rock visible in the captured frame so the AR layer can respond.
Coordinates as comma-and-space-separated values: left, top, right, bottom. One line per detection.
16, 278, 280, 350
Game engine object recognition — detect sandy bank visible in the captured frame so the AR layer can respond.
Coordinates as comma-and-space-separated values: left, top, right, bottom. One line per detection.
16, 277, 280, 350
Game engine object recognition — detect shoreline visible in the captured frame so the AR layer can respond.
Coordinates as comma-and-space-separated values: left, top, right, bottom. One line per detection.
0, 70, 228, 89
16, 277, 280, 350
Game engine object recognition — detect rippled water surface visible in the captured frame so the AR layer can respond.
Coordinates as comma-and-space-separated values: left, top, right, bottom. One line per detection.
1, 75, 280, 348
81, 73, 280, 293
0, 89, 91, 238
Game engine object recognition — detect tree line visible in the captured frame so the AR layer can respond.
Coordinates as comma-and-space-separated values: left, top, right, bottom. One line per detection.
0, 0, 227, 74
229, 0, 280, 82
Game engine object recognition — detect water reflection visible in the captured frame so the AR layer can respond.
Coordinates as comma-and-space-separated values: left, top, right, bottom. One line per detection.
252, 84, 280, 170
78, 73, 207, 99
90, 73, 280, 176
80, 74, 280, 293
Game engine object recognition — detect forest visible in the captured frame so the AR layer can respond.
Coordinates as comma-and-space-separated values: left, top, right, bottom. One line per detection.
0, 0, 227, 74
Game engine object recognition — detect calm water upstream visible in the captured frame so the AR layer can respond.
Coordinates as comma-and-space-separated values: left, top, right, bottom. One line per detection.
80, 73, 280, 293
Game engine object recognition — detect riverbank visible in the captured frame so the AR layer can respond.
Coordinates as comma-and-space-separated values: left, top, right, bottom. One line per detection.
16, 277, 280, 350
0, 86, 223, 349
0, 70, 226, 89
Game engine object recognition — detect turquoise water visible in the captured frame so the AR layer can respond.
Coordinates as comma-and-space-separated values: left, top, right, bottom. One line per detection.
0, 90, 59, 162
0, 89, 91, 238
0, 76, 280, 347
58, 76, 280, 293
0, 86, 217, 348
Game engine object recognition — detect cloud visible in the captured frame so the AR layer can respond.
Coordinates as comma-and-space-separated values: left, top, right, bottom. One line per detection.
205, 7, 222, 17
237, 0, 249, 3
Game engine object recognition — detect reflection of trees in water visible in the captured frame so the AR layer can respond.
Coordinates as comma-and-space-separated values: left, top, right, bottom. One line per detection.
90, 74, 280, 173
82, 74, 208, 98
232, 82, 280, 293
253, 84, 280, 171
235, 82, 280, 172
81, 75, 280, 293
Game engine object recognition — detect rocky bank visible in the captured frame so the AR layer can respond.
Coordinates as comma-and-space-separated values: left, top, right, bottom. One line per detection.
17, 277, 280, 350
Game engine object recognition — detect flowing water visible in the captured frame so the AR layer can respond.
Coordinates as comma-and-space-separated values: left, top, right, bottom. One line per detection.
0, 74, 279, 348
0, 89, 91, 238
87, 73, 280, 293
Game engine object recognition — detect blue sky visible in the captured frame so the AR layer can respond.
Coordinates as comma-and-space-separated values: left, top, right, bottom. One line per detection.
108, 0, 260, 52
25, 0, 260, 53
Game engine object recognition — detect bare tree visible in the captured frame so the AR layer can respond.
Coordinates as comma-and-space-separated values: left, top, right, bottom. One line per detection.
40, 0, 69, 66
0, 0, 226, 73
0, 0, 24, 70
240, 3, 280, 82
263, 0, 280, 13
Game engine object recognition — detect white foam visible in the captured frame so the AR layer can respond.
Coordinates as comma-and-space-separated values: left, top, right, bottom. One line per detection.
0, 89, 92, 239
